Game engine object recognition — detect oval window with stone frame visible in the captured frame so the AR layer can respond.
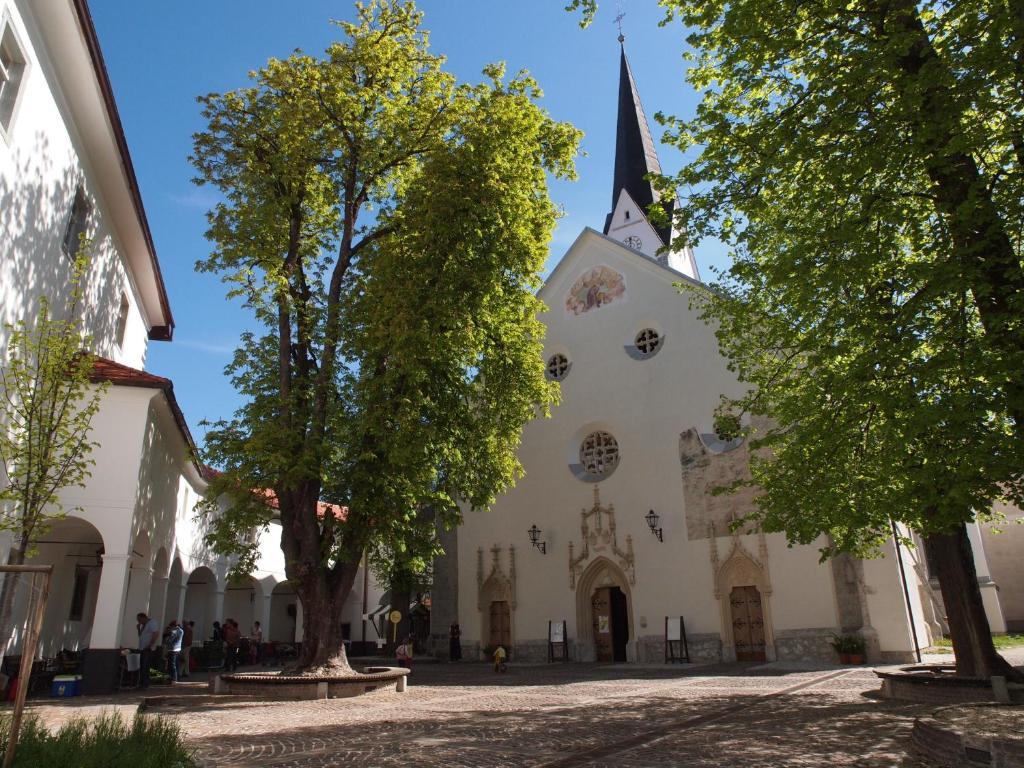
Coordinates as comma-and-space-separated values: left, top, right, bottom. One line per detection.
547, 353, 570, 381
579, 431, 620, 477
634, 328, 662, 357
623, 235, 643, 250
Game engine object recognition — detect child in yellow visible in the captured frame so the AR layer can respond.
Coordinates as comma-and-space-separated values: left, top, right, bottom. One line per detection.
492, 645, 507, 673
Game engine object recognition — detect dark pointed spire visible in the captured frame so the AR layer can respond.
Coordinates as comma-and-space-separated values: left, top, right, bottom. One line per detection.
604, 46, 673, 244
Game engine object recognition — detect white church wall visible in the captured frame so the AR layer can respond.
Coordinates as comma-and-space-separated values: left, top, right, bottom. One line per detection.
457, 230, 846, 663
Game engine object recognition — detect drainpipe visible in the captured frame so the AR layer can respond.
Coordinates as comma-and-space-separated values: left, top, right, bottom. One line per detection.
890, 519, 922, 663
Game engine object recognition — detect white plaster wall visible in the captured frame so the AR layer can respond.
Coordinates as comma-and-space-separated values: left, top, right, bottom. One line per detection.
0, 0, 149, 368
457, 230, 840, 653
981, 502, 1024, 631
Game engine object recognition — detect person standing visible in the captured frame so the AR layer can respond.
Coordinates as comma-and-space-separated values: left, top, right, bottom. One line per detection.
395, 636, 413, 669
137, 612, 159, 689
165, 620, 184, 684
180, 620, 194, 678
449, 622, 462, 662
223, 619, 241, 672
252, 620, 263, 665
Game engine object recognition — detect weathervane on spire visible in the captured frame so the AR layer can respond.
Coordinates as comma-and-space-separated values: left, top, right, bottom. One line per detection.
614, 1, 626, 43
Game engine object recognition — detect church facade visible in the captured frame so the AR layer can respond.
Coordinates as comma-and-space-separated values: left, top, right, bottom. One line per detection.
431, 46, 1010, 665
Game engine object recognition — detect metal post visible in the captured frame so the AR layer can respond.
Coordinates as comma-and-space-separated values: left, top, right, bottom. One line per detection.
890, 520, 922, 663
3, 565, 52, 768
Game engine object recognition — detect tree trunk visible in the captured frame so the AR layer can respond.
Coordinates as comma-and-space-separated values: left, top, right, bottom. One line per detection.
924, 524, 1022, 681
293, 561, 360, 674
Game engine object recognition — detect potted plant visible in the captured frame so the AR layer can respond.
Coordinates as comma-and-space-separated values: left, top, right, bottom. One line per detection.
830, 634, 867, 664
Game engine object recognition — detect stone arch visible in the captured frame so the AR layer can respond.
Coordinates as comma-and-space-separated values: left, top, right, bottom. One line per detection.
120, 531, 154, 646
165, 556, 185, 624
22, 516, 105, 657
269, 580, 298, 643
716, 547, 775, 662
183, 565, 218, 643
575, 556, 635, 662
224, 574, 261, 636
147, 546, 170, 627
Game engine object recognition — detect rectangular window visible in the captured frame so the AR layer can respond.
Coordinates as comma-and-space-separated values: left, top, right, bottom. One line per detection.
0, 17, 27, 137
68, 567, 90, 622
62, 187, 91, 258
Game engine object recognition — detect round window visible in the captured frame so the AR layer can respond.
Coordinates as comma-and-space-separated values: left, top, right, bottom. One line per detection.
634, 328, 661, 356
579, 431, 620, 477
547, 353, 570, 381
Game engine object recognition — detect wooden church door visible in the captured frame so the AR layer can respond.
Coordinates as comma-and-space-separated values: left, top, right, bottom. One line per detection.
489, 601, 511, 648
730, 585, 766, 661
591, 587, 613, 662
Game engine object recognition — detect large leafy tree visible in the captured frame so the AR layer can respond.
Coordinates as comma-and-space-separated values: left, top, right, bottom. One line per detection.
193, 0, 579, 672
571, 0, 1024, 678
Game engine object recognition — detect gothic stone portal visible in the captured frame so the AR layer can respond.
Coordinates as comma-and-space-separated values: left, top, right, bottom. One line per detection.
730, 585, 767, 662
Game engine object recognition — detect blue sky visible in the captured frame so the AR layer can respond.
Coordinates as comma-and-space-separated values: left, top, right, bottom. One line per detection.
90, 1, 728, 441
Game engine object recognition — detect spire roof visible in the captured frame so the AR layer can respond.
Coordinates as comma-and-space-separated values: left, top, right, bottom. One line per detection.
605, 45, 673, 245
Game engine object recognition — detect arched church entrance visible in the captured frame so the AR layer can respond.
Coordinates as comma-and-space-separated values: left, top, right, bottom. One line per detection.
575, 557, 633, 663
590, 585, 628, 662
729, 585, 766, 662
714, 543, 775, 662
488, 600, 511, 649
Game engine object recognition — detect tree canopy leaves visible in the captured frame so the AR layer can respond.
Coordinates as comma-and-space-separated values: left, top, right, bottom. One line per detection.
192, 0, 580, 603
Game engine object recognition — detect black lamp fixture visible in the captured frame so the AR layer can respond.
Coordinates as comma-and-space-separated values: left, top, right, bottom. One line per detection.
527, 524, 547, 554
645, 509, 663, 542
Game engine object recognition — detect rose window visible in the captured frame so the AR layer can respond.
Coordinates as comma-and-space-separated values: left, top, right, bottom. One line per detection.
547, 354, 570, 381
579, 431, 620, 476
634, 328, 661, 356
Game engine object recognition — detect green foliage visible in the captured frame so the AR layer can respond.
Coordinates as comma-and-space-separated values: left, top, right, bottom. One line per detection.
191, 0, 581, 587
830, 633, 867, 655
0, 246, 108, 556
932, 633, 1024, 651
637, 0, 1024, 558
0, 712, 196, 768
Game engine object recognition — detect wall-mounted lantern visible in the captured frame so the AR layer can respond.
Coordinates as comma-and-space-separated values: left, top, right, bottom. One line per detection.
527, 524, 547, 554
645, 509, 663, 542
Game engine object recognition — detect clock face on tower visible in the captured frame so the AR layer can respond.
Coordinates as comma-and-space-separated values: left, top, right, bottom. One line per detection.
623, 235, 643, 250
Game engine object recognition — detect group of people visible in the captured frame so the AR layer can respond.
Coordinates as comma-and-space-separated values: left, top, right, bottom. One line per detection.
134, 612, 264, 686
134, 612, 194, 687
211, 619, 263, 671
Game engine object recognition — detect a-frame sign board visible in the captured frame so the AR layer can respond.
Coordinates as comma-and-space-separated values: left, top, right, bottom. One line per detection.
665, 616, 690, 663
548, 620, 569, 662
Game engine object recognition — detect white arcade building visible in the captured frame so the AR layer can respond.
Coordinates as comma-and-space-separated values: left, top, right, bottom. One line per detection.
0, 0, 382, 693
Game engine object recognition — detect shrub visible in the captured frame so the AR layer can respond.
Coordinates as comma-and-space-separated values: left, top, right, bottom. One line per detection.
830, 634, 866, 655
0, 711, 196, 767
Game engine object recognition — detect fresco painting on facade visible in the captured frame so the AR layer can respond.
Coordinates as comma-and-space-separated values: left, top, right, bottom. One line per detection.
565, 265, 626, 315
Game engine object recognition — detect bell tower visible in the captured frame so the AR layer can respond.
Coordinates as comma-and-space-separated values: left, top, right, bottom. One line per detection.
602, 38, 699, 280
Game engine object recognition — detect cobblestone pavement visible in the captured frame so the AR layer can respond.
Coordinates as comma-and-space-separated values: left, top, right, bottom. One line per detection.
148, 662, 946, 768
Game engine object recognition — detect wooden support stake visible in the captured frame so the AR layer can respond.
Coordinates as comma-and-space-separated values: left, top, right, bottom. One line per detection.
3, 566, 52, 768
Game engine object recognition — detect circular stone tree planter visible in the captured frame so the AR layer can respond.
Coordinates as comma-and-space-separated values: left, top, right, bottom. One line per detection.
212, 666, 410, 700
913, 703, 1024, 767
876, 666, 1024, 705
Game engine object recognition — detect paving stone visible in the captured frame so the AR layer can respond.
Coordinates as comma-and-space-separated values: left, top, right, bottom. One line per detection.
131, 661, 971, 767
